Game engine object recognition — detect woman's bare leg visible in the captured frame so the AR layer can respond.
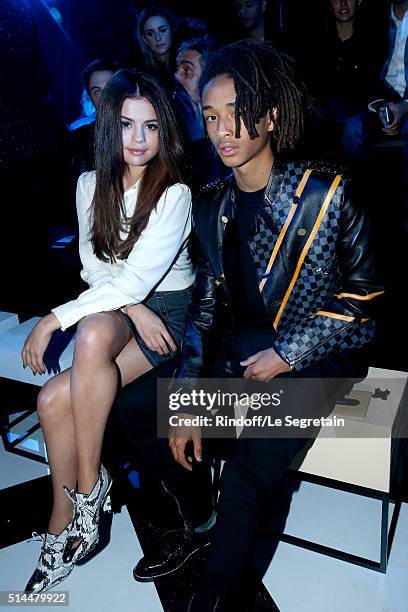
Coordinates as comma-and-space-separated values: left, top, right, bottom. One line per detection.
37, 370, 77, 535
115, 335, 153, 386
37, 312, 153, 536
70, 312, 152, 494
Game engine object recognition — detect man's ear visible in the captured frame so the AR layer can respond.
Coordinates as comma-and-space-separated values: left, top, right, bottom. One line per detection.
262, 1, 267, 13
268, 108, 278, 132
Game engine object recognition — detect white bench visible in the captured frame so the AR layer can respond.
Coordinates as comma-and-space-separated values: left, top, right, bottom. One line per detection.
232, 366, 408, 573
0, 312, 75, 463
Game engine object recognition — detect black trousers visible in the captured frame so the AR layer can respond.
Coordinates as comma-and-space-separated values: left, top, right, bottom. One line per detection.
114, 328, 366, 592
112, 359, 214, 529
199, 328, 364, 590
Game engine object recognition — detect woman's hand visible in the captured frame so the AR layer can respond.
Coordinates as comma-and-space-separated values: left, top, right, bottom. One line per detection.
123, 304, 177, 356
240, 347, 291, 382
21, 313, 61, 375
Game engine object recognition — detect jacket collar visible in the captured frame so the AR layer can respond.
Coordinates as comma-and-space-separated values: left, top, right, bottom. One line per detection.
228, 157, 285, 210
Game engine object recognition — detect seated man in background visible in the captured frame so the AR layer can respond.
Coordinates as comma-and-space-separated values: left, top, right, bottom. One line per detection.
368, 0, 408, 142
173, 36, 225, 192
68, 59, 119, 177
232, 0, 284, 44
234, 0, 268, 41
343, 0, 408, 224
306, 0, 387, 159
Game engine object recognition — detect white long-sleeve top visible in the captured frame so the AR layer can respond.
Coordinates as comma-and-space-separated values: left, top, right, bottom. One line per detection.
52, 171, 194, 331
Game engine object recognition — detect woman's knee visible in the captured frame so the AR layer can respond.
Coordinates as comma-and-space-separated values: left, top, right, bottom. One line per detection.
75, 314, 119, 360
37, 378, 70, 427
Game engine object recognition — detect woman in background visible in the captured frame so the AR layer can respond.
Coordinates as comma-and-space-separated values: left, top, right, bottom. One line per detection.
133, 5, 208, 94
135, 5, 178, 92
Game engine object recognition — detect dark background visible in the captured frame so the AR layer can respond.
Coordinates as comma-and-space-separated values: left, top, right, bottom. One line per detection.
15, 0, 342, 123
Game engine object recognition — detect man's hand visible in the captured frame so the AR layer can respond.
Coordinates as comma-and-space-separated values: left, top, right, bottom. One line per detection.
21, 313, 60, 374
379, 101, 408, 136
240, 347, 291, 381
169, 413, 202, 471
123, 304, 177, 356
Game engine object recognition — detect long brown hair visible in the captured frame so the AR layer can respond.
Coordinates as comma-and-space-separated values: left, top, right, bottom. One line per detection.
91, 69, 189, 262
135, 5, 177, 73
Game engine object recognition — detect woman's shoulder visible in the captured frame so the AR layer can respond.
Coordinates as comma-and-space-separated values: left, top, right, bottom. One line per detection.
76, 172, 96, 215
160, 182, 192, 206
78, 171, 96, 190
77, 171, 96, 202
165, 182, 191, 196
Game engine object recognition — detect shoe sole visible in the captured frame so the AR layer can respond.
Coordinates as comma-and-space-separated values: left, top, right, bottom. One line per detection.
133, 540, 211, 582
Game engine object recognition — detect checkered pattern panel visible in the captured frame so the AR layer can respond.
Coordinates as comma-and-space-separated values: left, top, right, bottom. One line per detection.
278, 261, 341, 329
251, 223, 277, 283
250, 162, 311, 282
305, 186, 342, 264
274, 318, 376, 372
268, 162, 307, 227
277, 177, 344, 329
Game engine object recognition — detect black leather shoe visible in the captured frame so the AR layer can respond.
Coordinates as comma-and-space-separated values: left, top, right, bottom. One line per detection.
133, 527, 213, 582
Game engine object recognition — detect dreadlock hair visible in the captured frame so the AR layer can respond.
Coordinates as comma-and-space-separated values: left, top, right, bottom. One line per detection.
199, 40, 310, 153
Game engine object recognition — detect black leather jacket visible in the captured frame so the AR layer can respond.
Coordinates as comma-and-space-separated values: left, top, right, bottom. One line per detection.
176, 160, 384, 380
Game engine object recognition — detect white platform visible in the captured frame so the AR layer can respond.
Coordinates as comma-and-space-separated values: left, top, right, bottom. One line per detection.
0, 313, 75, 386
0, 311, 19, 333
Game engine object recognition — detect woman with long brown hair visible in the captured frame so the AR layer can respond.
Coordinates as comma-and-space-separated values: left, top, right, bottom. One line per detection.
135, 5, 177, 93
22, 69, 193, 592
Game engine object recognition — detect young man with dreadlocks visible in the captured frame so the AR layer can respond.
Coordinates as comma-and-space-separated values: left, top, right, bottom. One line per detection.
118, 40, 383, 610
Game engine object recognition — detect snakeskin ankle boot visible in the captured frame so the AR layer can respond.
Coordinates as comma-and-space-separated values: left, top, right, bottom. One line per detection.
63, 464, 112, 564
25, 525, 74, 593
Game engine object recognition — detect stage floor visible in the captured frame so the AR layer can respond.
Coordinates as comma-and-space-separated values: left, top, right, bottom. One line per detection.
1, 432, 408, 612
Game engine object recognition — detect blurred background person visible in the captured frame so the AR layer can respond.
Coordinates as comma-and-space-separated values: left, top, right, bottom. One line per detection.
230, 0, 286, 49
131, 5, 208, 95
173, 36, 225, 192
234, 0, 268, 41
68, 59, 119, 178
368, 0, 408, 147
307, 0, 386, 159
133, 5, 178, 93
